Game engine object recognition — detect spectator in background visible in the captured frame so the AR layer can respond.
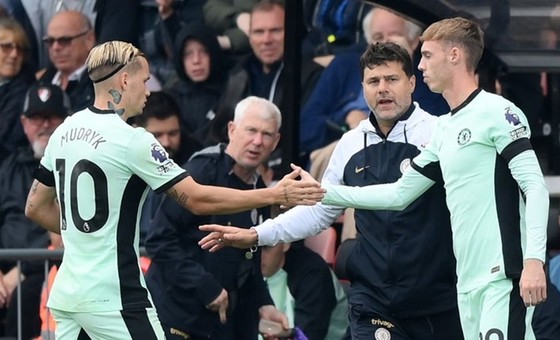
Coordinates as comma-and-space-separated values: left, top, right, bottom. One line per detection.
155, 0, 206, 29
260, 242, 348, 340
0, 17, 35, 163
302, 0, 372, 58
141, 0, 208, 85
164, 22, 227, 145
0, 0, 39, 70
36, 10, 95, 113
21, 0, 140, 69
208, 0, 323, 177
0, 83, 70, 339
133, 91, 201, 245
203, 0, 256, 56
145, 97, 288, 340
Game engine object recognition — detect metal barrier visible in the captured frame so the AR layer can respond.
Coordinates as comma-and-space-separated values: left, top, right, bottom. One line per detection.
0, 248, 147, 340
0, 249, 63, 340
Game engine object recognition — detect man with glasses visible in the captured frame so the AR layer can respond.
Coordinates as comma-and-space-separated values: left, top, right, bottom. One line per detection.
36, 10, 95, 113
0, 83, 70, 339
0, 17, 35, 164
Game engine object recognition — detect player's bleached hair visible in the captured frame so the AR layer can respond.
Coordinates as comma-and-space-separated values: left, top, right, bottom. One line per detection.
234, 96, 282, 130
362, 7, 423, 45
86, 41, 145, 83
420, 17, 484, 73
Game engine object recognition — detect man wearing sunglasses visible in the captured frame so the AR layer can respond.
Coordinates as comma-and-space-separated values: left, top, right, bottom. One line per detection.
36, 10, 95, 114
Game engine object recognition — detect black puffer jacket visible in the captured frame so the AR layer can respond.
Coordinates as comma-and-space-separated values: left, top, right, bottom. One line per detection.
163, 22, 226, 145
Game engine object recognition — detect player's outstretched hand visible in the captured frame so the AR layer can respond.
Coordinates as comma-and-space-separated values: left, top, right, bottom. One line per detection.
199, 224, 258, 251
273, 163, 324, 207
519, 259, 547, 307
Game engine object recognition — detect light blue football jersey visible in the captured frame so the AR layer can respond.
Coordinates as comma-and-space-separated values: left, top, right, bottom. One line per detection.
413, 90, 547, 293
39, 107, 188, 312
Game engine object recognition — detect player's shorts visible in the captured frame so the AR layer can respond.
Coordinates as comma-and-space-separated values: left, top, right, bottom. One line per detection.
458, 278, 535, 340
51, 307, 166, 339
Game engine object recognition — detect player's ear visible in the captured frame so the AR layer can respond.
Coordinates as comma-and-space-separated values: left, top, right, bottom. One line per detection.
117, 72, 128, 90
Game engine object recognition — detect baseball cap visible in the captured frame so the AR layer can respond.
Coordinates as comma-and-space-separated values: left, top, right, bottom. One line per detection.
23, 83, 71, 118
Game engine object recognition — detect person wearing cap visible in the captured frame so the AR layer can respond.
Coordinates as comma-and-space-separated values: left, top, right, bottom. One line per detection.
24, 40, 323, 339
0, 82, 69, 339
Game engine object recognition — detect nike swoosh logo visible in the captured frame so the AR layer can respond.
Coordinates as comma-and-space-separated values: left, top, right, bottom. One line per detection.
355, 166, 369, 173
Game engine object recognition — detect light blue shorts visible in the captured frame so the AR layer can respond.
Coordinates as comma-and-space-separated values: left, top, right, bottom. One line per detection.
51, 307, 165, 340
458, 279, 535, 340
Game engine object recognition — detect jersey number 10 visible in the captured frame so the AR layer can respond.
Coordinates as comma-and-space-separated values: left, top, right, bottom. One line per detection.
55, 158, 109, 233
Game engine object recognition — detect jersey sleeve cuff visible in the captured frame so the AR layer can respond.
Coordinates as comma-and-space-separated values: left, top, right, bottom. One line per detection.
154, 171, 189, 194
33, 165, 55, 187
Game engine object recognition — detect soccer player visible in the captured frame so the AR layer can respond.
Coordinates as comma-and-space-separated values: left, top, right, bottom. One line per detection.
24, 41, 323, 340
320, 18, 549, 339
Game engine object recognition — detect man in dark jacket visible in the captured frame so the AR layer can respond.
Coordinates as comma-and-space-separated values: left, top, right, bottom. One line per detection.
0, 83, 70, 339
199, 43, 464, 340
163, 22, 227, 145
145, 96, 288, 340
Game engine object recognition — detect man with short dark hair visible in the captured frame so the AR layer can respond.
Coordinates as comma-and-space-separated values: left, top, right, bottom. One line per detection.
133, 91, 200, 166
134, 91, 201, 245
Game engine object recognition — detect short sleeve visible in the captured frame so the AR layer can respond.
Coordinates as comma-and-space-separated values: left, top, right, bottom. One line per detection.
489, 105, 531, 157
125, 129, 188, 193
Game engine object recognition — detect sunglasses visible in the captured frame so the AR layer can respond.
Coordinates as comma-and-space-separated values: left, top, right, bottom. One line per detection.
0, 42, 26, 54
26, 115, 64, 126
42, 30, 89, 47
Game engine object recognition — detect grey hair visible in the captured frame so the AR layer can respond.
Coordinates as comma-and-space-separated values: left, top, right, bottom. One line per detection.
234, 96, 282, 130
362, 7, 423, 44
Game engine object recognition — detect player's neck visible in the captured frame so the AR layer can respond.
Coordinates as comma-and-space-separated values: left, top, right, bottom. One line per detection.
92, 97, 129, 120
442, 73, 478, 110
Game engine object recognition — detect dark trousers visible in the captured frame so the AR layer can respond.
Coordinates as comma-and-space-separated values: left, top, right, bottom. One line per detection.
349, 303, 464, 340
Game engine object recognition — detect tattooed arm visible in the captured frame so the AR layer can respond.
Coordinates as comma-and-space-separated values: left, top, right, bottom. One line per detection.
166, 168, 325, 215
25, 180, 61, 234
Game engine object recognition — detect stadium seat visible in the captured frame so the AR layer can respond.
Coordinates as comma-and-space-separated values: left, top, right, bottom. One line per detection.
304, 226, 337, 266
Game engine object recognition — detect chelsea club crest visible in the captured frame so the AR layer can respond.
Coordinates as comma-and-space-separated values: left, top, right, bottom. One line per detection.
457, 128, 471, 145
